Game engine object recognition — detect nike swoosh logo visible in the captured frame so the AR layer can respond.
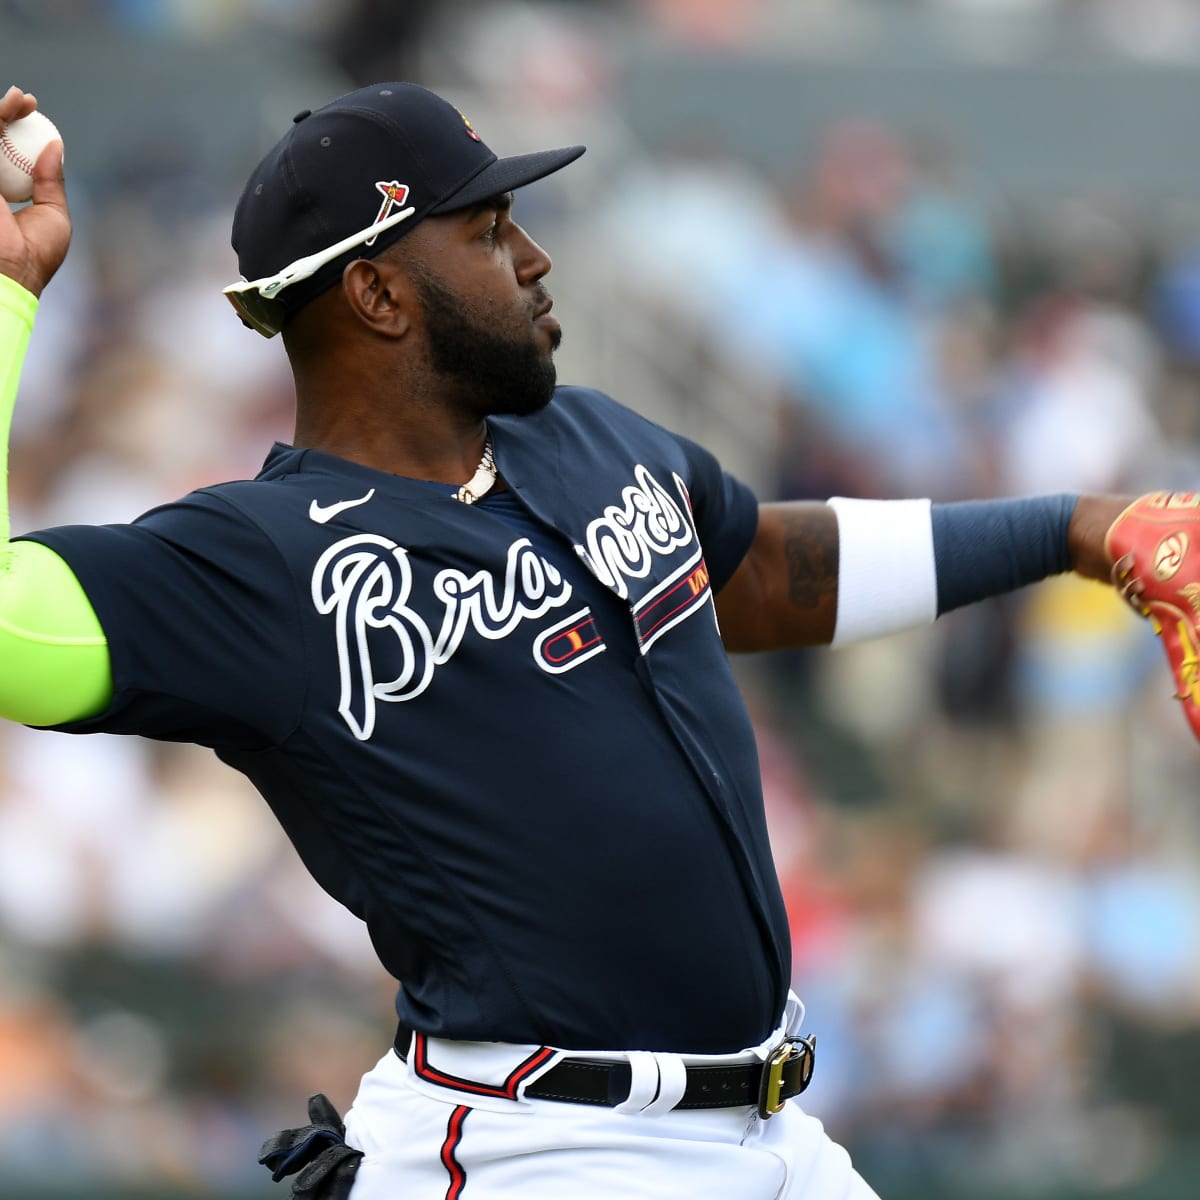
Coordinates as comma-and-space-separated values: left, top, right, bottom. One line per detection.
309, 488, 376, 524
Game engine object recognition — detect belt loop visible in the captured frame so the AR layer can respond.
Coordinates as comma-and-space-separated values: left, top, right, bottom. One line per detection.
784, 992, 806, 1038
612, 1051, 659, 1114
640, 1053, 687, 1116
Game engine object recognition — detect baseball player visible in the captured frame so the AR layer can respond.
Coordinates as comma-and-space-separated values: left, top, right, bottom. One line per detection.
0, 81, 1189, 1199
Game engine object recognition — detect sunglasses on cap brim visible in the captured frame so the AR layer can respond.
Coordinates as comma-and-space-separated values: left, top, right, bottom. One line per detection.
222, 204, 417, 338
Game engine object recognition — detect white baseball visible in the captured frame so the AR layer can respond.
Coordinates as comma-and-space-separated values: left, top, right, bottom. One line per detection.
0, 110, 61, 203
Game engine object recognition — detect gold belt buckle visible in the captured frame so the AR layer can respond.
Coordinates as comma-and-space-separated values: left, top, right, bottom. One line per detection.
756, 1034, 816, 1119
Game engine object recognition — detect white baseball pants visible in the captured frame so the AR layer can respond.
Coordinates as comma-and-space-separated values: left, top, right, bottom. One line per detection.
341, 998, 880, 1200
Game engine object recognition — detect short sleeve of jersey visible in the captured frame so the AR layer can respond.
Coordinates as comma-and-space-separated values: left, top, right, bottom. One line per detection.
664, 429, 759, 592
18, 490, 305, 747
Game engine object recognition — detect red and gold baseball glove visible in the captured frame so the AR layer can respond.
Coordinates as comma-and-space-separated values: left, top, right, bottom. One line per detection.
1106, 491, 1200, 739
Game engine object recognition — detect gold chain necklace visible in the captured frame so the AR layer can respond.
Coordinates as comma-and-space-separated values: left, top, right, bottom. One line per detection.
452, 435, 497, 505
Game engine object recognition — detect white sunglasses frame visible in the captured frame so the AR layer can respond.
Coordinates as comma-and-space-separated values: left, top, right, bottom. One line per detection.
223, 204, 418, 336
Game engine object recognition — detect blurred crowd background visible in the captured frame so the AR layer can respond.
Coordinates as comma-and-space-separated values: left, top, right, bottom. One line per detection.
5, 1, 1200, 1197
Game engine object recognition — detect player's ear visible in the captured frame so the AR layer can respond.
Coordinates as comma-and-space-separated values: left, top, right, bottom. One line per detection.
340, 257, 414, 338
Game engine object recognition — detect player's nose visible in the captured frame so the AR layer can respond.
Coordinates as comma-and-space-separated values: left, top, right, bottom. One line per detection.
512, 222, 552, 283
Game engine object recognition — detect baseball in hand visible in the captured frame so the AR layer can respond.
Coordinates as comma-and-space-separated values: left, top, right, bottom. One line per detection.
0, 109, 61, 203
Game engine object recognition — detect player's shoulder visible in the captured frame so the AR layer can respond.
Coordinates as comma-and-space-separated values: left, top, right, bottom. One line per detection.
121, 445, 371, 549
187, 443, 373, 513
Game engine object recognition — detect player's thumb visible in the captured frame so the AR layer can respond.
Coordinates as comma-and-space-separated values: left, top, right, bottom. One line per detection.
21, 138, 72, 293
30, 138, 66, 208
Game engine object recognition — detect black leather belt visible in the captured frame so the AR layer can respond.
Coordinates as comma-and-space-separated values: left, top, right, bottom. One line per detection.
394, 1023, 815, 1119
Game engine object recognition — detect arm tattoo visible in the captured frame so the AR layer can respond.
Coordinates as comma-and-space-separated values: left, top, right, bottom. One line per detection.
782, 509, 838, 611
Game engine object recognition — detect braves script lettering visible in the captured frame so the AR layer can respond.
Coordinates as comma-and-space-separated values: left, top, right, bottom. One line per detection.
313, 465, 707, 738
313, 534, 573, 739
574, 465, 696, 599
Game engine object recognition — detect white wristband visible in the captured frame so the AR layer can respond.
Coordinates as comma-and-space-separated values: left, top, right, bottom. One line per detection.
828, 497, 937, 647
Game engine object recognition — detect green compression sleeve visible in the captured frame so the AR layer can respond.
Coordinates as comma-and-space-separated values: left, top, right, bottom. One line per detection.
0, 273, 112, 725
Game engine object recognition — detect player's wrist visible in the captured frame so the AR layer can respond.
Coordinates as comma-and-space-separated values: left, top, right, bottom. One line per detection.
1069, 494, 1127, 582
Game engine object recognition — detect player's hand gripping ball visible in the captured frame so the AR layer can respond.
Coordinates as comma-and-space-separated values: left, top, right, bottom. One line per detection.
1106, 491, 1200, 739
0, 109, 61, 203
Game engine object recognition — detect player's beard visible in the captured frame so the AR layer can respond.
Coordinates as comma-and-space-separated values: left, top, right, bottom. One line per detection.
413, 270, 560, 420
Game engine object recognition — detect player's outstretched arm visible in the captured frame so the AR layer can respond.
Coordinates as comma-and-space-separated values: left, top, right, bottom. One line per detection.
716, 493, 1127, 654
0, 87, 112, 727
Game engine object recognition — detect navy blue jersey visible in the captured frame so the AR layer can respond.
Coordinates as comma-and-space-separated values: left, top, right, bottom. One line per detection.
23, 387, 790, 1053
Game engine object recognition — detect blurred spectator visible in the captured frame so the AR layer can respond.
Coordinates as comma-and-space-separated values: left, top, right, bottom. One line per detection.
717, 120, 984, 498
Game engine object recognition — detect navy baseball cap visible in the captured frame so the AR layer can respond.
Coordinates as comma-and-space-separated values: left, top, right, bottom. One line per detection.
228, 82, 585, 331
